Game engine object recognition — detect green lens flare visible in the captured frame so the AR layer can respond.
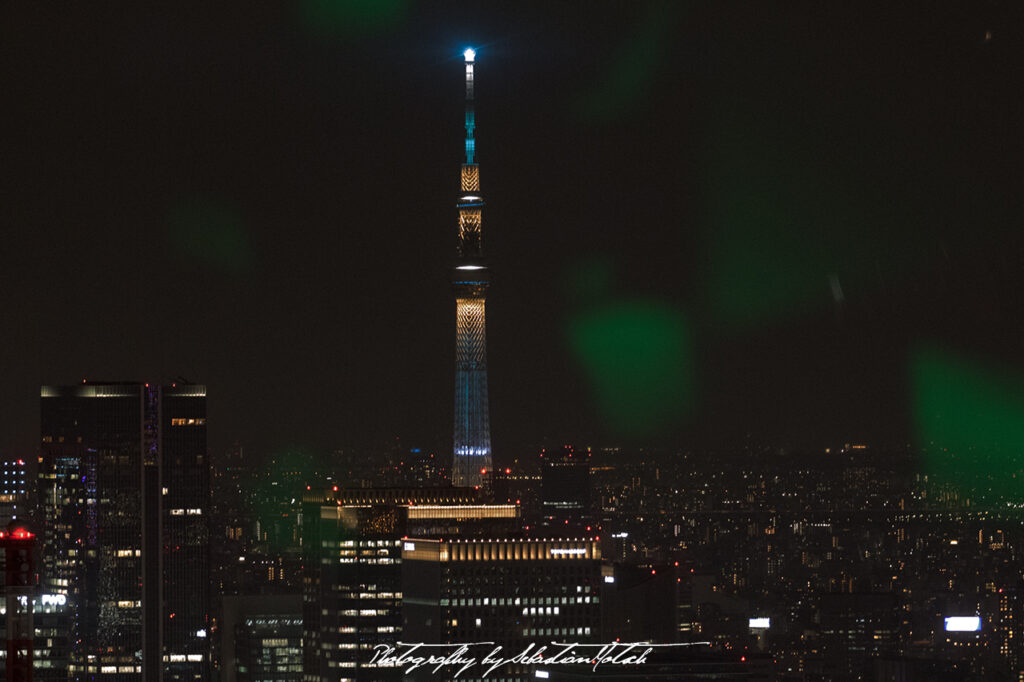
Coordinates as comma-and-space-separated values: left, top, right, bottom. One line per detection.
576, 3, 682, 124
568, 300, 692, 439
912, 345, 1024, 501
299, 0, 408, 38
168, 197, 253, 275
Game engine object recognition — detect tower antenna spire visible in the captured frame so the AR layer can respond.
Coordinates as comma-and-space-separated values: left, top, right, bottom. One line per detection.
451, 47, 491, 489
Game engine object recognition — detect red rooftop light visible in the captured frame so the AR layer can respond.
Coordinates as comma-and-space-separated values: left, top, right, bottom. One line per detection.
10, 528, 34, 539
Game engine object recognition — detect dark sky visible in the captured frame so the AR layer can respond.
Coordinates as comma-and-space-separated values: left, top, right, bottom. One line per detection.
3, 2, 1023, 466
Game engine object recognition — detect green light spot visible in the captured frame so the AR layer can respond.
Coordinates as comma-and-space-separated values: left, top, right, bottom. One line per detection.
576, 4, 682, 124
568, 301, 692, 439
912, 346, 1024, 501
168, 197, 253, 275
299, 0, 408, 38
707, 187, 824, 325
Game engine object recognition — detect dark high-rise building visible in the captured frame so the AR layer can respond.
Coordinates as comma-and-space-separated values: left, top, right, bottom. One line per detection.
601, 563, 683, 644
540, 446, 593, 529
39, 383, 210, 682
451, 47, 492, 489
211, 444, 256, 596
220, 595, 302, 682
301, 487, 517, 682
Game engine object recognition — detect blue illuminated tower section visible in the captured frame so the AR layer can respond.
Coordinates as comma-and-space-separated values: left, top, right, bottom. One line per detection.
452, 48, 491, 488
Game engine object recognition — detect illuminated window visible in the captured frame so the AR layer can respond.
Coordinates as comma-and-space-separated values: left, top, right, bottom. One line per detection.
171, 418, 206, 426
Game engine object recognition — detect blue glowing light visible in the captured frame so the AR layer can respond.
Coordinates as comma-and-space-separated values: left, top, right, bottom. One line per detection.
464, 48, 476, 62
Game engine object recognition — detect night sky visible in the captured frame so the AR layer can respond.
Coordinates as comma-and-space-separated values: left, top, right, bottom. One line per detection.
3, 2, 1023, 466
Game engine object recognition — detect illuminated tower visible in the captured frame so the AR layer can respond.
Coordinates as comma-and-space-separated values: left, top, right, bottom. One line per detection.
451, 47, 492, 489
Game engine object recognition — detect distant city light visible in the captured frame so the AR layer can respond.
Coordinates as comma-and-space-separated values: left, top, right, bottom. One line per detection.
749, 617, 771, 629
456, 265, 485, 270
604, 575, 615, 583
464, 48, 476, 62
945, 616, 981, 632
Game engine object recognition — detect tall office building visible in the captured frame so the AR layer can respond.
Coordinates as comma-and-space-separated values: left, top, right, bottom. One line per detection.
451, 47, 492, 488
301, 487, 518, 682
39, 383, 210, 682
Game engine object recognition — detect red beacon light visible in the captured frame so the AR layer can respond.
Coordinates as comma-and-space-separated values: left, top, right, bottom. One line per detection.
9, 528, 33, 540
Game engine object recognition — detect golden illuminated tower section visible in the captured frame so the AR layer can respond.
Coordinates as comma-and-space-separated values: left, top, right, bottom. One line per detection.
452, 47, 491, 489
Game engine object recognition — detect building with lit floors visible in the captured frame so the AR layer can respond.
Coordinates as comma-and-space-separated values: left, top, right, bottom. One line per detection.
401, 537, 603, 682
39, 382, 211, 682
0, 459, 29, 526
220, 595, 302, 682
301, 487, 518, 682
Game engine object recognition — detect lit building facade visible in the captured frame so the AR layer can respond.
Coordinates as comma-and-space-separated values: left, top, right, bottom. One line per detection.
451, 47, 492, 489
301, 488, 517, 682
0, 593, 71, 682
401, 537, 603, 682
39, 383, 210, 682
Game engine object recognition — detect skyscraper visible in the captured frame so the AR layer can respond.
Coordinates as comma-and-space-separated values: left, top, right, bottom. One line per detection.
39, 383, 210, 682
451, 47, 492, 489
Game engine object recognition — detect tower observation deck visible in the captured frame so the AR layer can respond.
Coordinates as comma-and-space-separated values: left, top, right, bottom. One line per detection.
451, 47, 491, 489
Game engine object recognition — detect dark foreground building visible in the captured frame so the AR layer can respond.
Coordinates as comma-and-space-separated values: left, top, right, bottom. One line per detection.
301, 487, 517, 682
39, 383, 210, 682
220, 595, 302, 682
401, 537, 603, 682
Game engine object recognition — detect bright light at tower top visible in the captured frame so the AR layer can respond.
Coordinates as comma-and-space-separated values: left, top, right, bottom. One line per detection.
464, 48, 476, 62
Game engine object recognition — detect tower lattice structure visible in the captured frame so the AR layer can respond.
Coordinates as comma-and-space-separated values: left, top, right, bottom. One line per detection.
451, 48, 491, 489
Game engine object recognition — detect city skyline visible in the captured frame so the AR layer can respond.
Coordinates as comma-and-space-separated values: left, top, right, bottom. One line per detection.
3, 2, 1023, 464
4, 5, 1024, 681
